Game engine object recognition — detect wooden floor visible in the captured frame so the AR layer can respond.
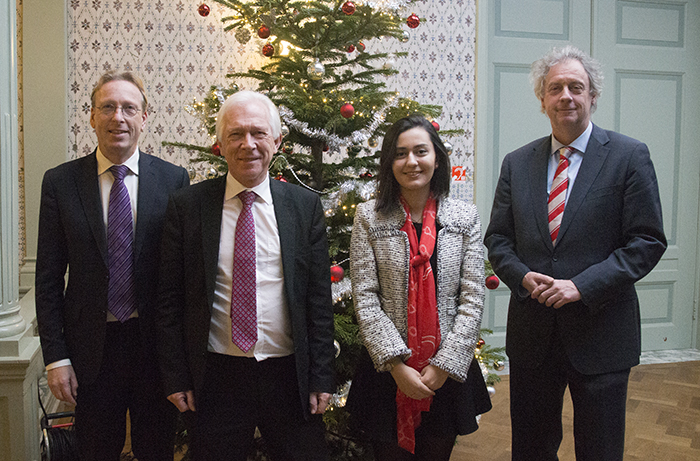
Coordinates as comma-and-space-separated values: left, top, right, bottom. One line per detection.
451, 361, 700, 460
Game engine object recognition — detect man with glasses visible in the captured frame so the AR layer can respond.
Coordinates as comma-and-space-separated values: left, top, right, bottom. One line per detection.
484, 46, 666, 460
35, 71, 189, 460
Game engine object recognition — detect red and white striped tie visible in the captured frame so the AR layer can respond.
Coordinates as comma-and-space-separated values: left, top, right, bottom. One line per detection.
548, 147, 571, 245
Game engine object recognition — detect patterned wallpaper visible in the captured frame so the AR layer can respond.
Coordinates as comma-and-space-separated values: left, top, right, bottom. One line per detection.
66, 0, 476, 200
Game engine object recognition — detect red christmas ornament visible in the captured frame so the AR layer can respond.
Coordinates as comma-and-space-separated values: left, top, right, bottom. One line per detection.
275, 173, 288, 182
340, 103, 355, 118
407, 13, 420, 29
197, 3, 210, 16
346, 44, 355, 53
258, 24, 270, 39
431, 121, 440, 131
341, 1, 356, 15
485, 275, 500, 290
360, 172, 373, 179
331, 265, 345, 283
262, 43, 274, 57
211, 142, 220, 156
357, 42, 365, 52
323, 144, 330, 152
477, 338, 486, 348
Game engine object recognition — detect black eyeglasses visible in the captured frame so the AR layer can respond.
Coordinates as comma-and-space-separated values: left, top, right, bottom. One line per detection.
95, 104, 141, 118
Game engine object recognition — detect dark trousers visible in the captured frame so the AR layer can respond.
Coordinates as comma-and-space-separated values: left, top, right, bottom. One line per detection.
190, 352, 329, 461
74, 319, 176, 461
509, 332, 630, 461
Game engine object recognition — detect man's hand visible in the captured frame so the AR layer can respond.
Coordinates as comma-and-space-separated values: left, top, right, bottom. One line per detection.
167, 391, 196, 412
309, 392, 332, 415
535, 279, 581, 309
523, 272, 581, 309
390, 362, 435, 400
522, 271, 553, 296
420, 364, 449, 392
47, 365, 78, 406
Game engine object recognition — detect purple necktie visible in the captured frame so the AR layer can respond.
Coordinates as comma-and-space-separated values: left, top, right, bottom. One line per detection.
231, 190, 257, 352
107, 165, 136, 322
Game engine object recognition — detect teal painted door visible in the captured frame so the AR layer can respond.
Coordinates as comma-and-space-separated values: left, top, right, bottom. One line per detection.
476, 0, 700, 351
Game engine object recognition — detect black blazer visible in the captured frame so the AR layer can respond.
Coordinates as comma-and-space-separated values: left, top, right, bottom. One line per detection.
35, 151, 190, 385
484, 124, 666, 375
155, 176, 335, 415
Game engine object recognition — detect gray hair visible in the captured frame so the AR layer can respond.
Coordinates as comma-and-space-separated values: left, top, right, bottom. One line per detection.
215, 90, 281, 141
530, 45, 603, 113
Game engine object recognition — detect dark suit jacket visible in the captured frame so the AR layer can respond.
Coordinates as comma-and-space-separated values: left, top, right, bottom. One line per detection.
155, 175, 335, 415
484, 124, 666, 375
35, 151, 190, 385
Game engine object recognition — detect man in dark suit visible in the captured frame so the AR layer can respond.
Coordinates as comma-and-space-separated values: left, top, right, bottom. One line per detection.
484, 46, 666, 461
156, 90, 335, 460
35, 71, 189, 460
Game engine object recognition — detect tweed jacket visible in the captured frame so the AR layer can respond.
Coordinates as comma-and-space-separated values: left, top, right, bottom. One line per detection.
350, 196, 485, 382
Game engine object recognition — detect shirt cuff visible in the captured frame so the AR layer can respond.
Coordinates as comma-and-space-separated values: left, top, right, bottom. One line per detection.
46, 359, 72, 370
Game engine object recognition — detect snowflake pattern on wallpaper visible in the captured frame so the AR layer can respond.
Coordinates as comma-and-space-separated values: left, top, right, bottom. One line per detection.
67, 0, 476, 200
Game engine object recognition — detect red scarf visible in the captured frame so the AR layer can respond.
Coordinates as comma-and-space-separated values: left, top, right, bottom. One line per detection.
396, 194, 441, 454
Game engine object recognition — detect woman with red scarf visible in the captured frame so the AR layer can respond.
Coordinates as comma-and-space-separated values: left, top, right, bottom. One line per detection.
348, 115, 491, 460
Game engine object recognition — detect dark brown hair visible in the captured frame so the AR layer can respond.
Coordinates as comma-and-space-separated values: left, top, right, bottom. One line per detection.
375, 115, 451, 213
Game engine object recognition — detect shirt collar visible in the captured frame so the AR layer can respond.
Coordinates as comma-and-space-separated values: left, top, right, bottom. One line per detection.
551, 121, 593, 156
96, 147, 140, 176
225, 173, 273, 205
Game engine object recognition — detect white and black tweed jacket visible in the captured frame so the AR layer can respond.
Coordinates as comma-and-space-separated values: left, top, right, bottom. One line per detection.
350, 197, 485, 382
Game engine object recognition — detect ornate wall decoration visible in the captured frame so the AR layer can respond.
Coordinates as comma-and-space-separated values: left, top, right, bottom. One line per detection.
67, 0, 475, 200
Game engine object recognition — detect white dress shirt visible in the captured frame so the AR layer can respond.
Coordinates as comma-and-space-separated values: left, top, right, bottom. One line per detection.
207, 173, 294, 361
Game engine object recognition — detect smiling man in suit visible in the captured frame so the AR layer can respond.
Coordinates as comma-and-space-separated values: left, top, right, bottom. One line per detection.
484, 46, 667, 461
35, 71, 190, 460
156, 90, 335, 460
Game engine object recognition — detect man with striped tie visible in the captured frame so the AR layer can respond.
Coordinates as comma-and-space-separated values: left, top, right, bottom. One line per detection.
35, 71, 189, 460
484, 46, 666, 461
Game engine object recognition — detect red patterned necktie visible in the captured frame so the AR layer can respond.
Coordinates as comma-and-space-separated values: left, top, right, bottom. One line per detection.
231, 190, 257, 352
548, 147, 571, 245
107, 165, 136, 322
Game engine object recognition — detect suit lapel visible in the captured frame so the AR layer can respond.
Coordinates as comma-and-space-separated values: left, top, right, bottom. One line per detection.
75, 152, 108, 264
528, 137, 554, 250
557, 125, 610, 244
134, 152, 154, 265
270, 179, 296, 306
202, 176, 227, 308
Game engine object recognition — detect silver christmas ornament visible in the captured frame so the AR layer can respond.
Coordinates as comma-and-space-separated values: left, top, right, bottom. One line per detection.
443, 140, 453, 155
334, 340, 341, 358
307, 59, 325, 80
206, 167, 217, 179
281, 124, 290, 137
368, 137, 378, 148
400, 30, 410, 43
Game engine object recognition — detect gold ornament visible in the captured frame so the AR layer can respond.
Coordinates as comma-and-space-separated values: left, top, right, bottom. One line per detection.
234, 27, 251, 44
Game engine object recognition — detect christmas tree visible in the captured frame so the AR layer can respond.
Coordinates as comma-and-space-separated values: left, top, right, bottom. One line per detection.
166, 1, 504, 459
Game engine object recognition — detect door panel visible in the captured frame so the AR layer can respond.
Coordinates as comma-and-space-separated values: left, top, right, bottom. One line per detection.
476, 0, 700, 350
593, 0, 700, 350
